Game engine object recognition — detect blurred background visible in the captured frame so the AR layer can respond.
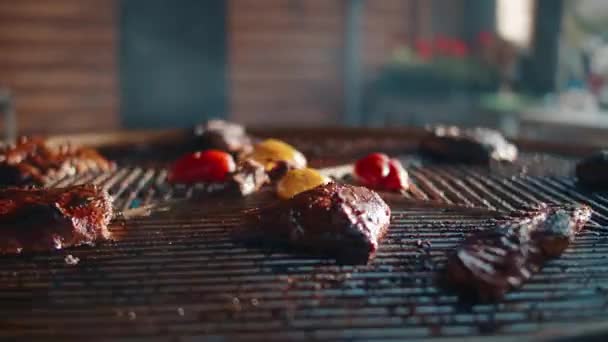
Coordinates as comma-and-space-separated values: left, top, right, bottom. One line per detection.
0, 0, 607, 143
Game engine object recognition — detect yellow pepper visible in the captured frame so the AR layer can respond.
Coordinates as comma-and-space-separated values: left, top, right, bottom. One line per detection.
248, 139, 307, 171
277, 168, 329, 199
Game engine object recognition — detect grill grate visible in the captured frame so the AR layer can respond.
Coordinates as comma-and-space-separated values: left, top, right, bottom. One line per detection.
2, 151, 608, 340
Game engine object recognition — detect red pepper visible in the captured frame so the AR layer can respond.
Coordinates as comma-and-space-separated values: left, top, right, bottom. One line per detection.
381, 159, 409, 191
168, 150, 236, 184
354, 153, 409, 191
354, 153, 390, 187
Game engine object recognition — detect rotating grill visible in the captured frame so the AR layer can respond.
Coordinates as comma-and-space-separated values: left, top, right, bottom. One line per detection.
2, 132, 608, 341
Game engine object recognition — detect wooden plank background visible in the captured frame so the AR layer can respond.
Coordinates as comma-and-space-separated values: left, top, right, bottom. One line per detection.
362, 0, 417, 76
0, 0, 119, 134
0, 0, 448, 133
228, 0, 346, 126
228, 0, 437, 126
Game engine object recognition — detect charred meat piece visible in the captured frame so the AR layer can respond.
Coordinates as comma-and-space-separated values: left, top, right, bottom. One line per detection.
0, 137, 114, 186
576, 150, 608, 187
444, 204, 591, 301
194, 120, 253, 155
420, 126, 518, 163
193, 159, 268, 197
249, 182, 391, 263
229, 159, 268, 196
0, 184, 113, 254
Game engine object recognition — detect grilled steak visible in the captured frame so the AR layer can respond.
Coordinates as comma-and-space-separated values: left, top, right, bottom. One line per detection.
249, 182, 391, 263
444, 204, 591, 301
576, 150, 608, 187
0, 137, 114, 186
0, 184, 113, 254
194, 120, 253, 155
420, 126, 518, 163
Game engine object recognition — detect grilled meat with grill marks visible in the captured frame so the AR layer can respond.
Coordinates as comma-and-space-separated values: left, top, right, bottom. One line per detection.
0, 184, 113, 254
0, 137, 114, 186
576, 150, 608, 187
249, 182, 391, 263
229, 159, 268, 196
420, 126, 518, 163
194, 120, 253, 155
192, 159, 268, 197
444, 204, 591, 301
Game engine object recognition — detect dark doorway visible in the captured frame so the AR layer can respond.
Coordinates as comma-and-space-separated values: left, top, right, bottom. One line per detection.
120, 0, 227, 128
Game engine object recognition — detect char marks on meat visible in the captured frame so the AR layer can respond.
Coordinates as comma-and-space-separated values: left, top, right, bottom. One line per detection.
195, 120, 253, 155
0, 137, 114, 186
420, 126, 518, 163
229, 159, 268, 196
444, 204, 591, 301
576, 150, 608, 187
0, 184, 113, 254
249, 182, 391, 264
195, 159, 268, 197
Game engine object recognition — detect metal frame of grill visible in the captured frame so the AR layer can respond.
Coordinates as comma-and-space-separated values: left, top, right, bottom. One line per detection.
2, 129, 608, 340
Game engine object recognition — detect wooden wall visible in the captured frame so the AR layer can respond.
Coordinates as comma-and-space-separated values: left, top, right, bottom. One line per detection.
0, 0, 445, 132
363, 0, 419, 76
228, 0, 346, 126
228, 0, 435, 125
0, 0, 119, 134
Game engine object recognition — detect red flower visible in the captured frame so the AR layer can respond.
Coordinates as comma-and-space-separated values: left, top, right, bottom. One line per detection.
415, 39, 434, 60
449, 39, 469, 58
589, 74, 605, 95
390, 33, 409, 50
477, 31, 494, 46
434, 35, 451, 55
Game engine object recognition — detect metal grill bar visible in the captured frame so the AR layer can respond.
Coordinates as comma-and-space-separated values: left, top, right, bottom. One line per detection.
4, 152, 608, 340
